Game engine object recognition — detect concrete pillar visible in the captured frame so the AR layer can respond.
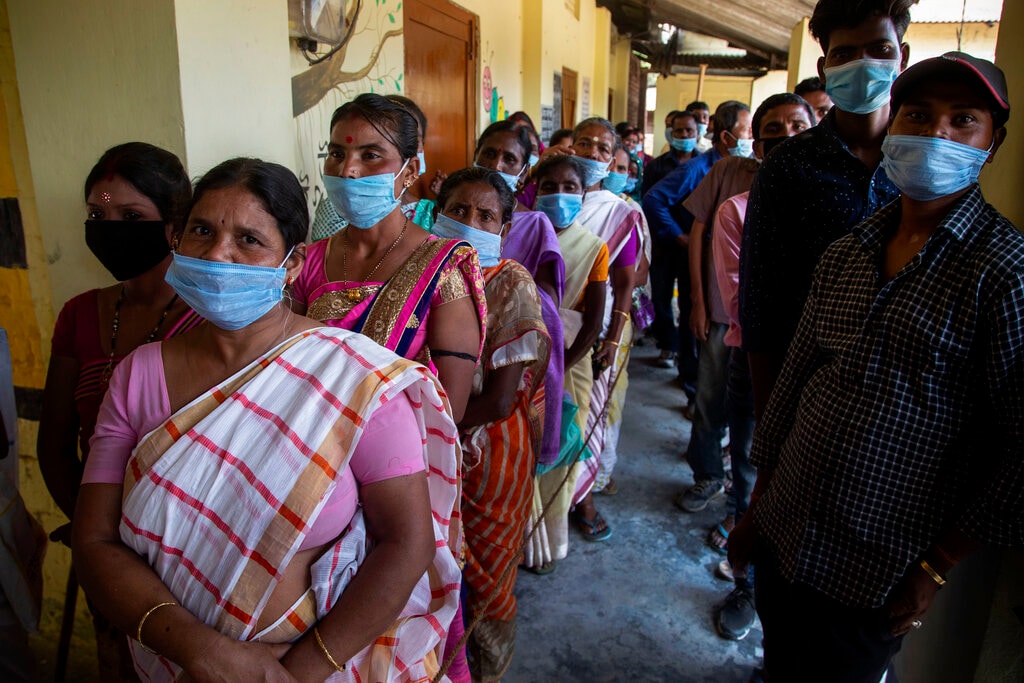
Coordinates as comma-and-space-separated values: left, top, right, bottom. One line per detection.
787, 17, 819, 92
591, 7, 611, 119
608, 34, 632, 124
520, 0, 544, 123
982, 0, 1024, 225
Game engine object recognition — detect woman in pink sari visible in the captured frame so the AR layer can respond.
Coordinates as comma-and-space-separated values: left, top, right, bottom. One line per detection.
292, 94, 485, 423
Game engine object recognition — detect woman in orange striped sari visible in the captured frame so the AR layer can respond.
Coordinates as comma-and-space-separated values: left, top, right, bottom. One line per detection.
434, 168, 551, 682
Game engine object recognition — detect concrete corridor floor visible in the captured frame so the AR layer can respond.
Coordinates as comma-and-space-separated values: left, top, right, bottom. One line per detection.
504, 341, 762, 683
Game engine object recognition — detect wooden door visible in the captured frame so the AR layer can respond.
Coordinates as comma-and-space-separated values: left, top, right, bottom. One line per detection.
561, 67, 578, 128
404, 0, 478, 196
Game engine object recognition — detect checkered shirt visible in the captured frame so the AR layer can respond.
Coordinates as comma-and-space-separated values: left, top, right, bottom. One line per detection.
751, 185, 1024, 608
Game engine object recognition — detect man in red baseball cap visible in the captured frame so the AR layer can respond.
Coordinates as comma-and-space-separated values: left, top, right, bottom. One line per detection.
729, 51, 1022, 683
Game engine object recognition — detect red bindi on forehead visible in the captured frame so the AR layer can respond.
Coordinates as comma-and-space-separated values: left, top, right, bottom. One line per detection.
346, 136, 353, 143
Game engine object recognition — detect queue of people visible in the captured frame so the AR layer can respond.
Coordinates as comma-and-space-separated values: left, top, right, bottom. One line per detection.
26, 0, 1024, 681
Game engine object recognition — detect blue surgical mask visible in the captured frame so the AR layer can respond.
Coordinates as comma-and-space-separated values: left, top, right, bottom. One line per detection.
633, 143, 644, 155
670, 137, 697, 154
664, 127, 673, 144
724, 132, 754, 158
881, 134, 992, 201
529, 153, 540, 168
164, 250, 292, 331
417, 151, 426, 176
474, 163, 525, 191
624, 177, 638, 193
432, 213, 502, 267
697, 123, 709, 138
322, 159, 410, 229
823, 58, 900, 115
603, 172, 629, 195
577, 157, 610, 188
535, 193, 583, 228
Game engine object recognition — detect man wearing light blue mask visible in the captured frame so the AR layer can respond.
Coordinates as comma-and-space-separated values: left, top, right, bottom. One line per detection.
739, 0, 909, 430
732, 51, 1024, 683
642, 101, 750, 386
686, 100, 713, 154
643, 111, 700, 196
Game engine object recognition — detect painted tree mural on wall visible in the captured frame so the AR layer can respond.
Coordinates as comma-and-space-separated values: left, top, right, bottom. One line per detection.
291, 0, 405, 223
291, 0, 404, 117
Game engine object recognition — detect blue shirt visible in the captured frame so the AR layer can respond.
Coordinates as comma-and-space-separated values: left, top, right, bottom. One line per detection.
642, 149, 723, 241
738, 111, 899, 354
751, 185, 1024, 607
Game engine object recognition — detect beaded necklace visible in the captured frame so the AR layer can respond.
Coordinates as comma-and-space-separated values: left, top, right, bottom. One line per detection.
100, 286, 179, 385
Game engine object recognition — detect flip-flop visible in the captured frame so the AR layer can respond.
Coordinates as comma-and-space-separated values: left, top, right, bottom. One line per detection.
706, 523, 730, 555
714, 559, 734, 582
571, 508, 612, 542
522, 561, 557, 576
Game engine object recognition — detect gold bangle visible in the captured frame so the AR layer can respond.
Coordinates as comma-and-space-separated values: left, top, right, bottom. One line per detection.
136, 601, 178, 655
313, 626, 346, 673
612, 309, 630, 320
602, 339, 620, 347
919, 559, 947, 586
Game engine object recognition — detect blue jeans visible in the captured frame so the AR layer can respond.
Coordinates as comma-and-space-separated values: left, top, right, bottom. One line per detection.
686, 322, 729, 481
725, 347, 756, 521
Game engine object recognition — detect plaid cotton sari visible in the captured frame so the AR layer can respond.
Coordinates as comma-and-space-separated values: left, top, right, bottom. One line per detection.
120, 327, 461, 682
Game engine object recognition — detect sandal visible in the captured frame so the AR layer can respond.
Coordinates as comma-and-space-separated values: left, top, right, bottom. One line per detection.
596, 477, 619, 496
522, 560, 557, 575
714, 559, 735, 582
571, 508, 612, 542
706, 523, 731, 555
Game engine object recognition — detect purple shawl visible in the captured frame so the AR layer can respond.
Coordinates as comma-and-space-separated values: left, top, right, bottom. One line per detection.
502, 211, 566, 466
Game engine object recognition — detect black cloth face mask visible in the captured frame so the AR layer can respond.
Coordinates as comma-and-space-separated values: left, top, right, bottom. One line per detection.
85, 220, 170, 281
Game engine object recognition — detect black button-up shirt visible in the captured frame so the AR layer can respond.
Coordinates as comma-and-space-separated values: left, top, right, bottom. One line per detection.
739, 110, 899, 354
751, 186, 1024, 607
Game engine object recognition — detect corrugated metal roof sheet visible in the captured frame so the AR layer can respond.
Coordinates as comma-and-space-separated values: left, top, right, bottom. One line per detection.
602, 0, 1003, 65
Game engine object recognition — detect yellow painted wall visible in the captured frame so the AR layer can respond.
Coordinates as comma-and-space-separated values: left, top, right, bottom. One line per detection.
904, 21, 999, 64
0, 0, 80, 656
457, 0, 524, 134
751, 70, 791, 112
653, 73, 754, 140
7, 0, 186, 311
788, 17, 819, 91
176, 0, 296, 176
520, 0, 609, 127
984, 6, 1022, 225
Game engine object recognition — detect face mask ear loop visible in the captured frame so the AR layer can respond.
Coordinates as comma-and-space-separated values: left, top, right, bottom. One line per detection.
278, 245, 296, 269
395, 158, 412, 201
